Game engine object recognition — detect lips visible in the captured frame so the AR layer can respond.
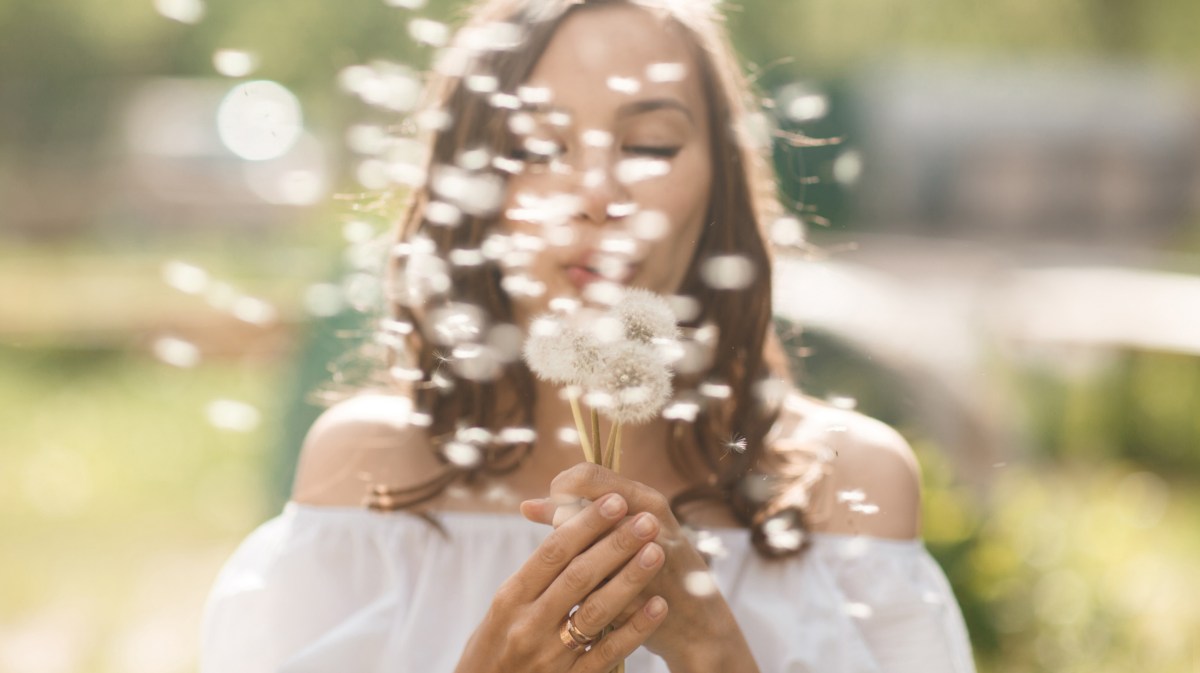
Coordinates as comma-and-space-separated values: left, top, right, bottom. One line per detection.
562, 253, 639, 291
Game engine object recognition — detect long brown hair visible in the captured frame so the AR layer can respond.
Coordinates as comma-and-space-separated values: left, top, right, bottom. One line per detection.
379, 0, 808, 558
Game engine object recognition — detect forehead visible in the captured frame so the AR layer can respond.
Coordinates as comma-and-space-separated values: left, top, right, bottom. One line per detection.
523, 5, 705, 120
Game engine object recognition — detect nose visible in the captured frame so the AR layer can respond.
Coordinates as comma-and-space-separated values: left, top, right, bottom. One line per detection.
574, 149, 630, 226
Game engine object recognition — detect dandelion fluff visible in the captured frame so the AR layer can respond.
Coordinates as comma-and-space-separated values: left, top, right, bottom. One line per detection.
522, 315, 604, 386
591, 342, 672, 424
614, 288, 678, 343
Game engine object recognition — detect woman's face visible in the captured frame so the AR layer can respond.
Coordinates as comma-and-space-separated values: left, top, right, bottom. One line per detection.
498, 4, 713, 319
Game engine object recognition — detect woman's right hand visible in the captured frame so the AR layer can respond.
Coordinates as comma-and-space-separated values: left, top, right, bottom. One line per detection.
454, 493, 668, 673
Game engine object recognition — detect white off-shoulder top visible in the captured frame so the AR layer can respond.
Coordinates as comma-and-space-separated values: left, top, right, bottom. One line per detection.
200, 502, 975, 673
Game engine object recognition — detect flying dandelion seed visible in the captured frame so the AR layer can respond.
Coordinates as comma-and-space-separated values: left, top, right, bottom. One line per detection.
517, 86, 552, 104
693, 529, 728, 559
162, 260, 210, 294
457, 148, 491, 171
646, 62, 686, 82
616, 157, 670, 184
763, 516, 804, 551
662, 399, 701, 422
849, 502, 880, 515
408, 18, 450, 46
442, 442, 483, 469
342, 220, 376, 243
425, 201, 462, 227
783, 91, 829, 123
338, 65, 374, 94
217, 80, 303, 161
429, 303, 487, 346
699, 381, 732, 399
557, 427, 581, 446
152, 337, 201, 368
700, 254, 756, 290
606, 76, 641, 94
155, 0, 205, 24
844, 602, 873, 619
384, 0, 427, 8
769, 216, 805, 247
827, 394, 857, 410
467, 74, 499, 93
627, 210, 668, 240
497, 427, 537, 444
212, 49, 259, 77
416, 108, 452, 131
582, 129, 613, 148
205, 399, 261, 432
833, 150, 863, 186
726, 435, 747, 454
837, 489, 866, 503
684, 571, 719, 597
459, 21, 526, 51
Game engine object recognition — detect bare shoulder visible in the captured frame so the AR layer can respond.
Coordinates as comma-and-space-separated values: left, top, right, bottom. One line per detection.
772, 394, 922, 540
290, 392, 441, 507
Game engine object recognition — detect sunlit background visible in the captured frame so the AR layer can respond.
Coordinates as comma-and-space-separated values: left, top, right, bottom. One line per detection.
3, 0, 1200, 671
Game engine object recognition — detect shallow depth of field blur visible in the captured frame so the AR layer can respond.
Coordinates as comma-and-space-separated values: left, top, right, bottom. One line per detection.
3, 0, 1200, 671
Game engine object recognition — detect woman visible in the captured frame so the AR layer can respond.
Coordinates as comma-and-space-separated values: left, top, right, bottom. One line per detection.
201, 0, 976, 671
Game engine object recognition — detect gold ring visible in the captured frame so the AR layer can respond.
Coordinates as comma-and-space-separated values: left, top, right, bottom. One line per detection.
559, 614, 598, 651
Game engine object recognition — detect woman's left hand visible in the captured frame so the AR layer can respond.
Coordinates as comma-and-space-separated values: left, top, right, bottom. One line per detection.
520, 463, 761, 673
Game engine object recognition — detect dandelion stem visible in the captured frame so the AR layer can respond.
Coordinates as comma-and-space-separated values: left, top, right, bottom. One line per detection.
568, 394, 594, 463
590, 408, 601, 465
611, 425, 623, 473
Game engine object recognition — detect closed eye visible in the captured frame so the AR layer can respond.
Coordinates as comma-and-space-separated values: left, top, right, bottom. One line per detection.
623, 145, 681, 158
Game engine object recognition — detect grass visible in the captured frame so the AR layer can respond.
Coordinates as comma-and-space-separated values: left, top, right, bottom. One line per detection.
0, 345, 283, 673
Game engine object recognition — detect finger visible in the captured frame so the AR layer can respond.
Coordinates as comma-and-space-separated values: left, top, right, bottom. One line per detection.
509, 493, 628, 601
519, 498, 553, 525
574, 597, 668, 673
570, 540, 664, 638
551, 464, 672, 520
539, 511, 661, 616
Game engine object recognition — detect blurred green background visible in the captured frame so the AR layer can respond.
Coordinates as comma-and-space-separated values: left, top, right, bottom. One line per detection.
3, 0, 1200, 671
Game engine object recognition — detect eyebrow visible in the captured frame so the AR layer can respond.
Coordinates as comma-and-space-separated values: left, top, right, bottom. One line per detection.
617, 98, 695, 123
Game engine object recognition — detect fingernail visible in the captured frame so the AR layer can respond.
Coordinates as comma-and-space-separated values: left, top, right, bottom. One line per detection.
639, 543, 662, 568
646, 596, 667, 618
633, 513, 655, 538
600, 494, 625, 518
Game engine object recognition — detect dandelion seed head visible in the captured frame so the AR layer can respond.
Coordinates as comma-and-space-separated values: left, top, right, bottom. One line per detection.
590, 342, 672, 424
613, 288, 678, 343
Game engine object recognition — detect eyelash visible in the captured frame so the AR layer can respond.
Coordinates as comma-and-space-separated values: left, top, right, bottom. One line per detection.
623, 145, 681, 158
509, 144, 682, 162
